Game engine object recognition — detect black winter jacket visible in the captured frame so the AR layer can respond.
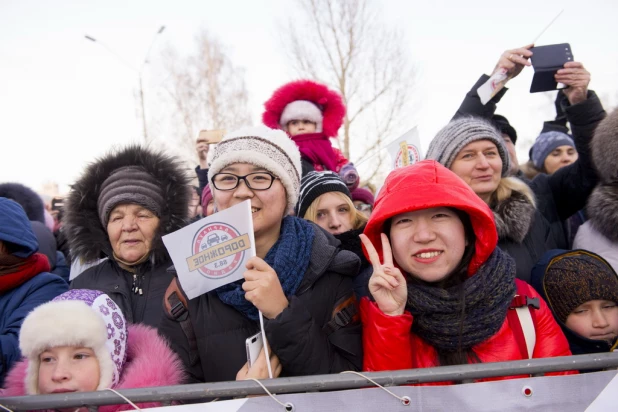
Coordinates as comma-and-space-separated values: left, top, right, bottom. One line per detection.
159, 225, 363, 383
71, 259, 174, 328
454, 74, 606, 281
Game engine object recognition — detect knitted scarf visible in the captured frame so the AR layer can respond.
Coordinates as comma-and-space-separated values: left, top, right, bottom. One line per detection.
291, 132, 338, 172
407, 247, 516, 351
216, 216, 315, 321
0, 253, 51, 293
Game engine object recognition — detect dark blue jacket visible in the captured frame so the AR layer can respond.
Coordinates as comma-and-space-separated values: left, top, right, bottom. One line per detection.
0, 198, 68, 386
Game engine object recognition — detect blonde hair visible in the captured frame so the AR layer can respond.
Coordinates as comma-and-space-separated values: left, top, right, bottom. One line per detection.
491, 176, 536, 208
303, 191, 367, 230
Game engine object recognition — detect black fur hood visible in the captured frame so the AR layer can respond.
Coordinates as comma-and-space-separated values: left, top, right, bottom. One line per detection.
64, 145, 191, 265
492, 189, 535, 244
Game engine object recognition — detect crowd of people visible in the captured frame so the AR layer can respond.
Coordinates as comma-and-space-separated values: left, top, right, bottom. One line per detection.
1, 44, 617, 409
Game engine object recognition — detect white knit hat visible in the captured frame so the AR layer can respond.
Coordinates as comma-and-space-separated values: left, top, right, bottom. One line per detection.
279, 100, 324, 133
208, 126, 303, 215
19, 290, 128, 395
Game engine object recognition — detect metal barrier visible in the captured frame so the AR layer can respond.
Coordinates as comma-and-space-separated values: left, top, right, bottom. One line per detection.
2, 352, 618, 411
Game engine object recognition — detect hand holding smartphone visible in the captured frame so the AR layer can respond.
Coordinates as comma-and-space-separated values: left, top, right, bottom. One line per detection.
530, 43, 573, 93
245, 332, 264, 368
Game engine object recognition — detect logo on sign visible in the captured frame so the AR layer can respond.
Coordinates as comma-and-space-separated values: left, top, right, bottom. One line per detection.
394, 143, 421, 168
188, 222, 251, 279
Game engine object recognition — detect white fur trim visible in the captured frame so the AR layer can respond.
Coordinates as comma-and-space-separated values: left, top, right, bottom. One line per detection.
19, 300, 114, 394
279, 100, 323, 133
208, 126, 302, 215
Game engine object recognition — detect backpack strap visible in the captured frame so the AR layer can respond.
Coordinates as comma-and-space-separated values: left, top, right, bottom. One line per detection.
164, 278, 198, 354
507, 281, 540, 359
322, 295, 360, 336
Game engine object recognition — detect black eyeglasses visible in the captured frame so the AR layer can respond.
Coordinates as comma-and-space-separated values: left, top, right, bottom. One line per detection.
211, 172, 278, 191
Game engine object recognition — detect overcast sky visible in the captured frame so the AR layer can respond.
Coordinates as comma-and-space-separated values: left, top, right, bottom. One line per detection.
2, 0, 617, 194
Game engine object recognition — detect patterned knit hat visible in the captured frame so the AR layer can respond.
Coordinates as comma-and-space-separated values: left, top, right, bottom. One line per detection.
208, 126, 302, 215
295, 171, 351, 218
530, 131, 575, 170
426, 117, 510, 176
97, 165, 165, 226
19, 289, 128, 394
542, 250, 618, 323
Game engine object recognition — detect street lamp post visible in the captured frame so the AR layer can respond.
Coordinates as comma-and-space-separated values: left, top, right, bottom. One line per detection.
85, 26, 165, 144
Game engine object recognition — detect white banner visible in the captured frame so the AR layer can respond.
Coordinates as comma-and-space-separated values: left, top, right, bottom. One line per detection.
162, 200, 256, 299
144, 370, 618, 411
387, 127, 423, 170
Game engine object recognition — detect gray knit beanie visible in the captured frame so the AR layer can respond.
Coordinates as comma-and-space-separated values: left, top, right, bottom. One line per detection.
97, 166, 164, 226
295, 171, 351, 218
530, 131, 575, 170
208, 126, 302, 215
426, 117, 510, 176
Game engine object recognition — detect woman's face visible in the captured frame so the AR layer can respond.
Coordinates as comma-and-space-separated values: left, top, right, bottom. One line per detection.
107, 204, 160, 263
543, 145, 578, 175
389, 207, 467, 283
450, 140, 502, 204
213, 163, 287, 243
38, 346, 100, 396
312, 192, 354, 235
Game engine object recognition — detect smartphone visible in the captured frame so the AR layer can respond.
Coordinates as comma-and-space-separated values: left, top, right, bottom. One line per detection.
245, 332, 263, 368
197, 129, 226, 144
530, 43, 573, 93
51, 196, 64, 212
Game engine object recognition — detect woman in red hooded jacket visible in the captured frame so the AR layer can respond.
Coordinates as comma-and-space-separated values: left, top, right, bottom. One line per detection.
359, 160, 572, 377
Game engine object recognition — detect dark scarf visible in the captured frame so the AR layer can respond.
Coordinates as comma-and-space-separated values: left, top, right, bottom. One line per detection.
291, 132, 339, 172
334, 226, 370, 273
0, 253, 51, 293
216, 216, 315, 320
407, 247, 516, 351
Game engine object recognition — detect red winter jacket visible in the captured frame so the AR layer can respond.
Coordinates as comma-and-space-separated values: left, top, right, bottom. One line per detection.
360, 160, 572, 380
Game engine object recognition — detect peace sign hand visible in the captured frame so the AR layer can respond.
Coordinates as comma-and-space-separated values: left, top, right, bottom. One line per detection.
360, 233, 408, 316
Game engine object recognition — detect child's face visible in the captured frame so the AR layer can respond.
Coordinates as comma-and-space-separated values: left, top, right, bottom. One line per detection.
286, 119, 316, 136
565, 300, 618, 342
38, 346, 100, 395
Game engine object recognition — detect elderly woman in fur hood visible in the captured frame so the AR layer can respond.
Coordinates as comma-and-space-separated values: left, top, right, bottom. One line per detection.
574, 109, 618, 272
64, 146, 191, 328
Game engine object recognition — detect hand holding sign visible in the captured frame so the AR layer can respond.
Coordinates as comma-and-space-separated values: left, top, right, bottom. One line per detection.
242, 256, 289, 319
360, 233, 407, 316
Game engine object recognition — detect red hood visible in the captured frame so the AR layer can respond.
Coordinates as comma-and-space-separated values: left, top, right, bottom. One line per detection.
363, 160, 497, 276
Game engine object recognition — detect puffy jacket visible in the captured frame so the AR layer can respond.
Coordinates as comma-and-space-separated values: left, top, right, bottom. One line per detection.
0, 198, 68, 386
1, 324, 184, 411
360, 161, 572, 379
159, 223, 363, 383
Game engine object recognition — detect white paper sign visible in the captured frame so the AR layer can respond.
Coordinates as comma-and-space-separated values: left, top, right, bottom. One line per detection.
162, 200, 256, 299
387, 127, 423, 169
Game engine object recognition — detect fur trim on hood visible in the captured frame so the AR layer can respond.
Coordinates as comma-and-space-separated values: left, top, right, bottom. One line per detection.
1, 324, 185, 411
587, 183, 618, 243
492, 189, 536, 244
262, 80, 346, 138
64, 145, 191, 265
591, 108, 618, 183
0, 182, 45, 223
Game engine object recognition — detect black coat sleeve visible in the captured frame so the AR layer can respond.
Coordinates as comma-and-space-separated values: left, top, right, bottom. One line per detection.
538, 91, 606, 220
264, 274, 363, 376
452, 74, 509, 121
195, 165, 209, 199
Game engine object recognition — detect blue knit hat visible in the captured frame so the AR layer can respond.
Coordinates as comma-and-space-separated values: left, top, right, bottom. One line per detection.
531, 131, 575, 170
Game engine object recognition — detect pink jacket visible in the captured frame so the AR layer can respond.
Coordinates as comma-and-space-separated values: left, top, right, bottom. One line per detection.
1, 324, 185, 411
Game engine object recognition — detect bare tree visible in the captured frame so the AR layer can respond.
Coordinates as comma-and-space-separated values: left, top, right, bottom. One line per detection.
281, 0, 416, 181
156, 28, 251, 160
